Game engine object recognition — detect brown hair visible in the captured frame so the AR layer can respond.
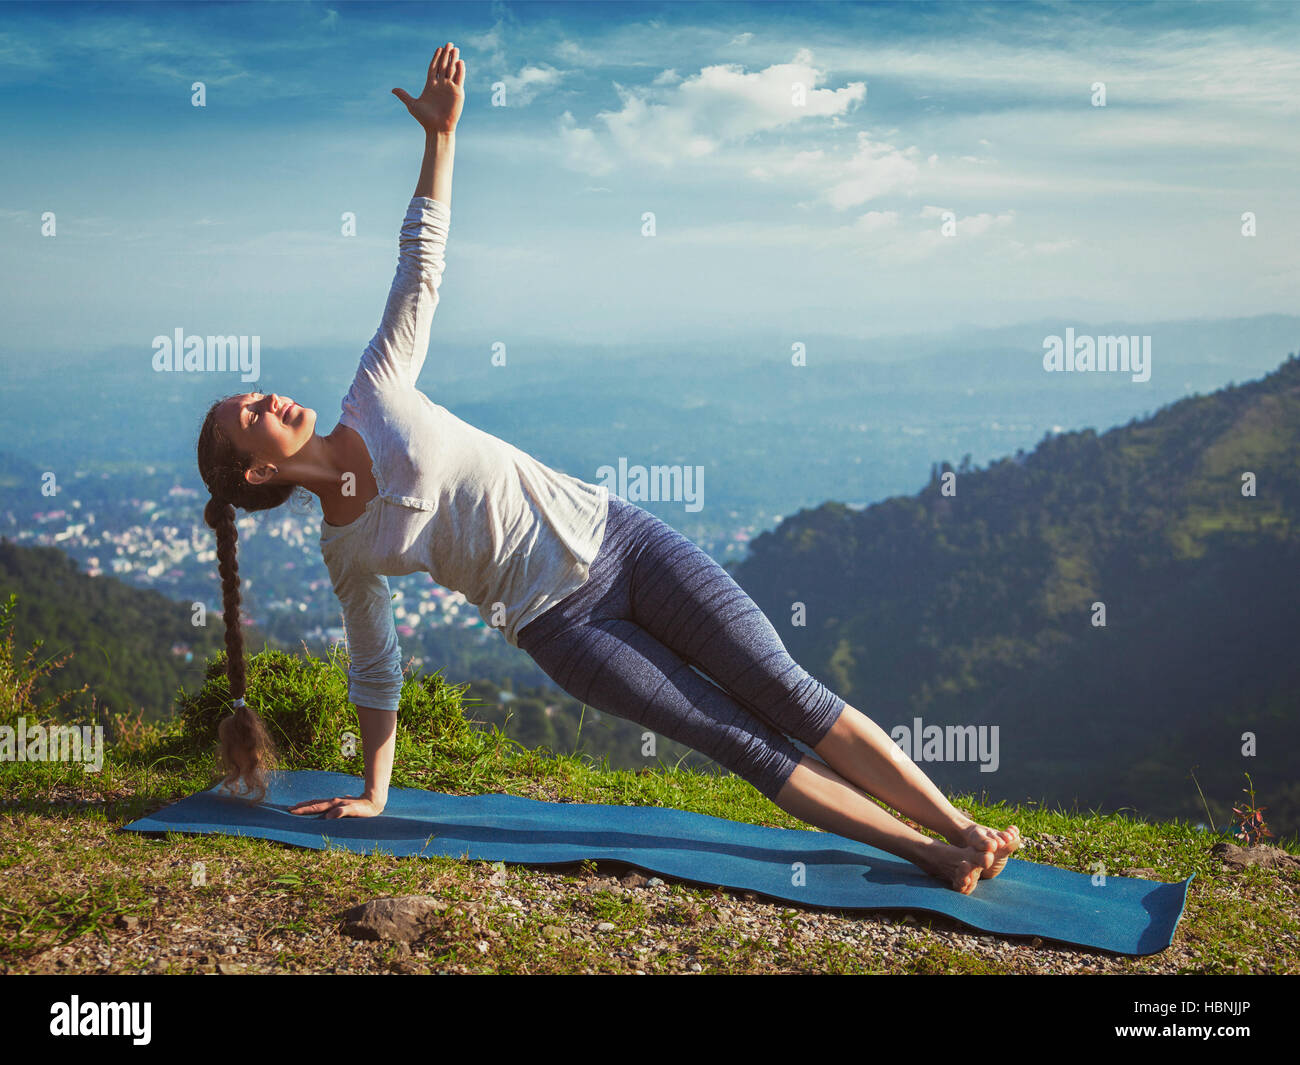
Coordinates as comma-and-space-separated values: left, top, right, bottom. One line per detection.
196, 395, 293, 802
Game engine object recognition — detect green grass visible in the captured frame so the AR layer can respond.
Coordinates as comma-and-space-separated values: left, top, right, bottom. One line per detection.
0, 636, 1297, 974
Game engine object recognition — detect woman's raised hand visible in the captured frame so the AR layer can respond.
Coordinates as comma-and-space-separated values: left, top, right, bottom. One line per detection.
392, 43, 465, 134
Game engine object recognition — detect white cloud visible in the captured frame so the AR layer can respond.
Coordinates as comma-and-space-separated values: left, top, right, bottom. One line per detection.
496, 64, 565, 106
653, 206, 1007, 257
954, 210, 1014, 236
463, 20, 506, 68
855, 210, 899, 233
807, 31, 1300, 115
558, 111, 615, 176
559, 52, 866, 174
554, 38, 600, 64
751, 133, 922, 209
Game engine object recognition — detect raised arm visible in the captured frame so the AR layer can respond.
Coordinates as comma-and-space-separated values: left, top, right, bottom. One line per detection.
355, 195, 450, 390
341, 45, 463, 401
393, 42, 464, 202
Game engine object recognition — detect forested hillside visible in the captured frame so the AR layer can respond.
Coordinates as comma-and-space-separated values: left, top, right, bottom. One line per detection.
730, 353, 1300, 837
0, 541, 236, 723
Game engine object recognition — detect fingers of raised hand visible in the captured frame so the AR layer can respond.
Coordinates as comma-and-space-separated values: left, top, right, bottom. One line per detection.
428, 43, 459, 85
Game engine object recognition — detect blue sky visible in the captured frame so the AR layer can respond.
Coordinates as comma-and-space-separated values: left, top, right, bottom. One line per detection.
1, 0, 1298, 359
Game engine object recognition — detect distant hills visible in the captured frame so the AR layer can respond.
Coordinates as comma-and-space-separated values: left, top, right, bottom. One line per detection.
729, 353, 1300, 838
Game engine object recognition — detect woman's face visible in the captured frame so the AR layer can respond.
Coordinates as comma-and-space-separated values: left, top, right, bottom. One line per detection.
217, 391, 317, 483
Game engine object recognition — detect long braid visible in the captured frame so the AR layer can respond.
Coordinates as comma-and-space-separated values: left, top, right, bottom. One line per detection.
205, 497, 246, 701
203, 494, 278, 801
196, 397, 293, 804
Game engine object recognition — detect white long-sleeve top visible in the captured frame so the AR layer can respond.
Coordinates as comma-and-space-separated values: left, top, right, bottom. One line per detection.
319, 196, 609, 712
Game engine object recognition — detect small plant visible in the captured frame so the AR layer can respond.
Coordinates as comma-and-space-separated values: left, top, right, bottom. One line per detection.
1231, 772, 1274, 847
105, 700, 172, 755
0, 592, 88, 728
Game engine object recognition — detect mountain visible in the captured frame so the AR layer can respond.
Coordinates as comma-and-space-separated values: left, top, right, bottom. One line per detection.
0, 540, 244, 722
728, 352, 1300, 838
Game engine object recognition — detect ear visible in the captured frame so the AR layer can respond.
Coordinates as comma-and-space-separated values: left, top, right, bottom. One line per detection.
245, 462, 279, 487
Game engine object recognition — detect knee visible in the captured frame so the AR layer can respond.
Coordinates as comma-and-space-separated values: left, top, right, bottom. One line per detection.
750, 670, 846, 745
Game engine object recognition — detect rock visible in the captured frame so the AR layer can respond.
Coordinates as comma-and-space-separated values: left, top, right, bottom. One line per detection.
340, 896, 451, 943
646, 877, 665, 888
115, 915, 140, 932
596, 922, 616, 932
541, 924, 571, 940
1118, 868, 1158, 879
1211, 842, 1300, 871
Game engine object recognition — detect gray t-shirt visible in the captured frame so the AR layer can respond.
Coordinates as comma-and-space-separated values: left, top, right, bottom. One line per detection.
320, 196, 609, 712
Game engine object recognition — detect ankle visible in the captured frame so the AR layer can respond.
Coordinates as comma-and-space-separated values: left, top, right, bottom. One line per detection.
943, 812, 976, 843
909, 834, 949, 867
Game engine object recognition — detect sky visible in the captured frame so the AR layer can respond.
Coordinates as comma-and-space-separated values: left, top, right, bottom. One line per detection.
1, 0, 1298, 361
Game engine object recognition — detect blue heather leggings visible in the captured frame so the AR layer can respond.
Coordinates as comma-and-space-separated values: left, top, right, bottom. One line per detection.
515, 495, 847, 801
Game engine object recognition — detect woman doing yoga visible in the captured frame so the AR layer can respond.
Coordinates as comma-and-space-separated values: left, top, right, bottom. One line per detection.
195, 45, 1019, 894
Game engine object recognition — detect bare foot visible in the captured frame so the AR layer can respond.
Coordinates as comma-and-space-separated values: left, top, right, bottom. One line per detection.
914, 839, 996, 894
951, 823, 1021, 879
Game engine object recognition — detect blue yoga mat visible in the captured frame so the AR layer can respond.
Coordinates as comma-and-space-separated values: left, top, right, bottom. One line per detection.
121, 769, 1193, 955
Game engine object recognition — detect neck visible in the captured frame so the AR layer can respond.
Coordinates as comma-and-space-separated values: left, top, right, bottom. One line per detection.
274, 429, 353, 501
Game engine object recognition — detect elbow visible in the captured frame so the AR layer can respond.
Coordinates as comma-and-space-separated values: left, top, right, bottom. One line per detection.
349, 662, 404, 713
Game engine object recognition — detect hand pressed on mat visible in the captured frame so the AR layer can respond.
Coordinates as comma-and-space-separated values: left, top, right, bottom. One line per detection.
289, 795, 386, 819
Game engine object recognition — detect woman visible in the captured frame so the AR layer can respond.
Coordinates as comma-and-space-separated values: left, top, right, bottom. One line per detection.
195, 44, 1019, 894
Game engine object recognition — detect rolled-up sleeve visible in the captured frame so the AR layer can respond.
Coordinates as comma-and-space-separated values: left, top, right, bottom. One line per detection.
327, 558, 404, 713
349, 196, 449, 399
